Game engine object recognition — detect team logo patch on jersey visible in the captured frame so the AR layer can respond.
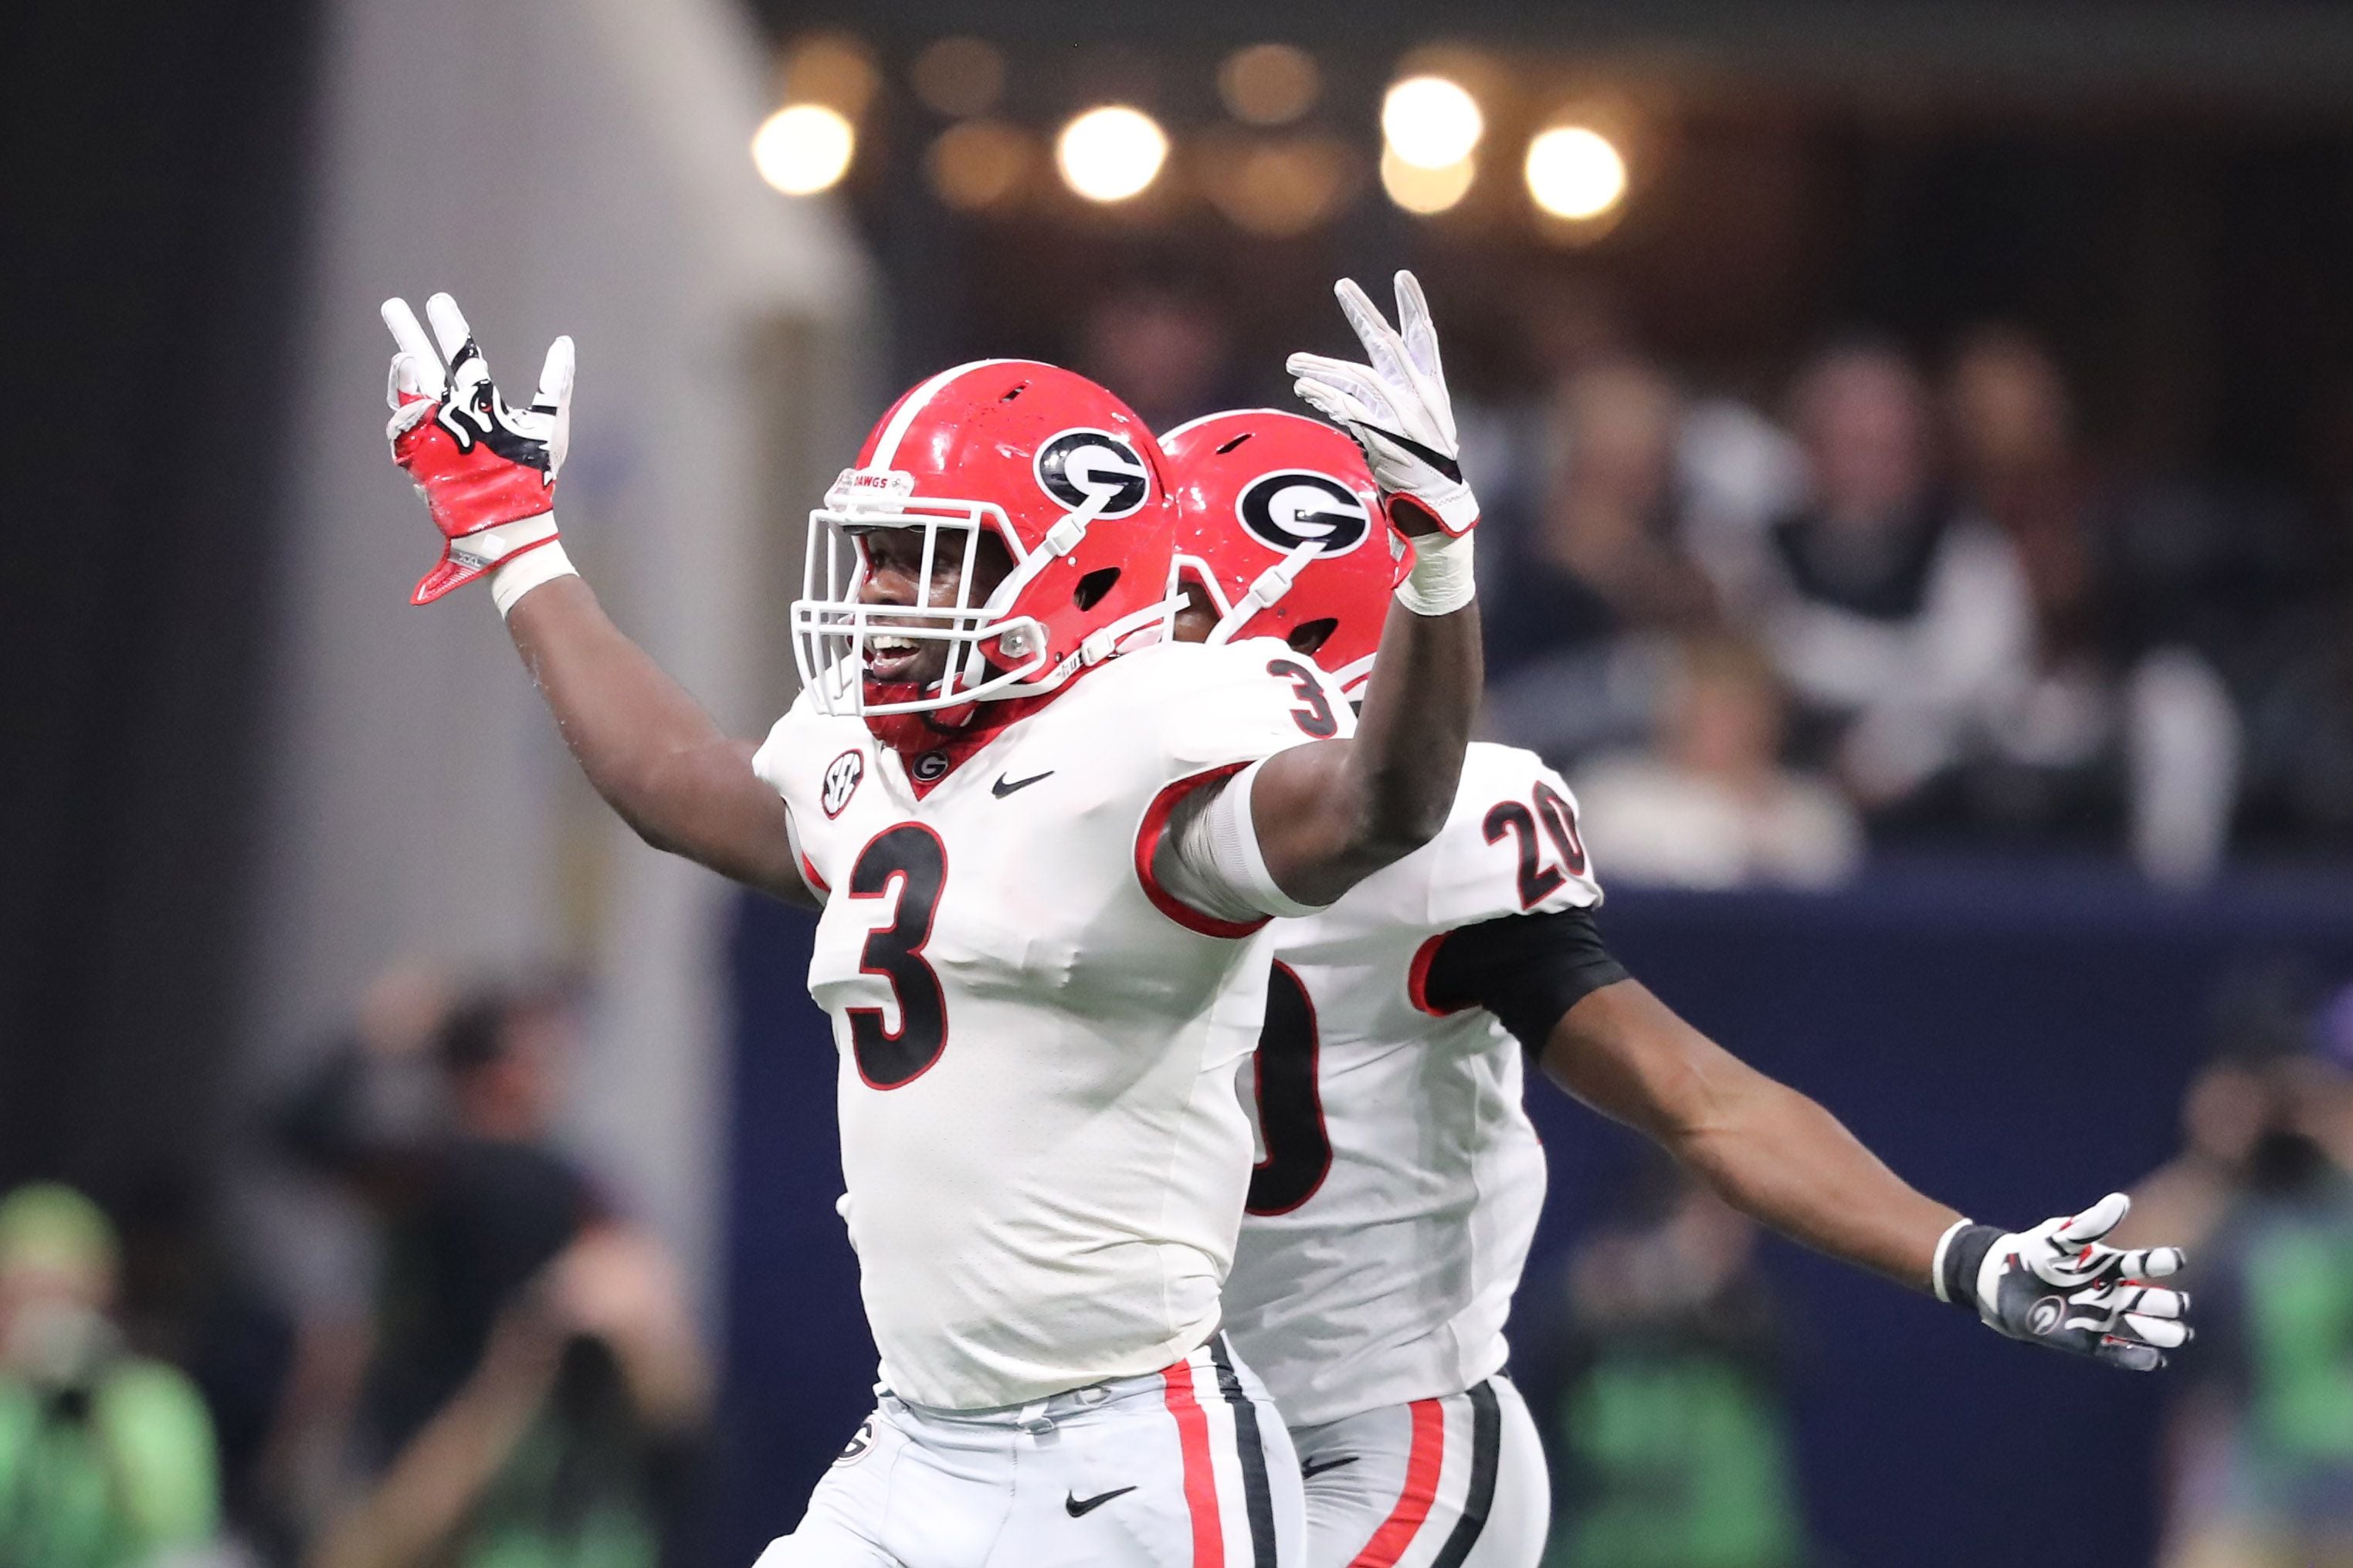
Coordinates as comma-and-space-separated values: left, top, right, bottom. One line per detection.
834, 1414, 876, 1466
1035, 428, 1151, 518
911, 750, 951, 783
1236, 469, 1371, 558
822, 749, 865, 818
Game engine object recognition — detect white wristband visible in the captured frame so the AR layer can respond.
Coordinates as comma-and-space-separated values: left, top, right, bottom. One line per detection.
1929, 1216, 1974, 1303
1394, 527, 1475, 617
491, 539, 578, 617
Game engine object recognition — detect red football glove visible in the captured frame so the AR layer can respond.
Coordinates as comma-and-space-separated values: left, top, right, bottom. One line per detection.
381, 293, 574, 605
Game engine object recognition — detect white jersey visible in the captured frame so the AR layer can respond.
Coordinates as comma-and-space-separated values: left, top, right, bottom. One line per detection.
754, 637, 1355, 1411
1222, 743, 1603, 1429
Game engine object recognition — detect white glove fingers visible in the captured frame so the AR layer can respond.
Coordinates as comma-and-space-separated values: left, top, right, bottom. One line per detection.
1331, 277, 1415, 390
387, 354, 422, 410
534, 335, 575, 411
2124, 1246, 2186, 1280
1393, 270, 1445, 384
2121, 1312, 2191, 1350
1293, 378, 1377, 432
426, 292, 476, 367
1285, 355, 1399, 426
2055, 1192, 2131, 1247
2094, 1337, 2166, 1373
537, 336, 575, 476
381, 298, 446, 396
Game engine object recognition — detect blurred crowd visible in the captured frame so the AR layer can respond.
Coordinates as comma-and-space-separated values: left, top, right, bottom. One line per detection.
1081, 276, 2353, 890
1, 970, 712, 1568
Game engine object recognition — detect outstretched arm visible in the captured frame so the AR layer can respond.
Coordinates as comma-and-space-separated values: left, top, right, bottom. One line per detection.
1249, 273, 1483, 906
379, 293, 811, 908
1547, 979, 1959, 1290
1541, 975, 2192, 1370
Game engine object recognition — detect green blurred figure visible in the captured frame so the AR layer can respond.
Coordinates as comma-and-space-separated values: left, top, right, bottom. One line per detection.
1541, 1177, 1811, 1568
0, 1182, 221, 1568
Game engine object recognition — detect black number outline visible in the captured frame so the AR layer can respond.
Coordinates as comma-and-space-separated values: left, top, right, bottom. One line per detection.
1266, 657, 1339, 739
1533, 779, 1588, 876
1246, 961, 1333, 1215
843, 823, 951, 1089
1483, 801, 1566, 909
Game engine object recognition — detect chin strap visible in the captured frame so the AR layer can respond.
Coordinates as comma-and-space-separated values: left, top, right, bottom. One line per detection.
1209, 540, 1322, 644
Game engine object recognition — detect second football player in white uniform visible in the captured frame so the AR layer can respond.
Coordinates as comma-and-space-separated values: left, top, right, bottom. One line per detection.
372, 276, 1483, 1566
1161, 342, 2196, 1568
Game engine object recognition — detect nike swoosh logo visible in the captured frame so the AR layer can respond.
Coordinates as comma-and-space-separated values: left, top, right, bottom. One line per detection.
1065, 1485, 1138, 1517
1301, 1455, 1359, 1478
992, 770, 1054, 798
1358, 424, 1463, 484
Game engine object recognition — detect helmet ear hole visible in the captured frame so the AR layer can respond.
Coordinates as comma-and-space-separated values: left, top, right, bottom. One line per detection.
1287, 618, 1338, 655
1074, 567, 1121, 611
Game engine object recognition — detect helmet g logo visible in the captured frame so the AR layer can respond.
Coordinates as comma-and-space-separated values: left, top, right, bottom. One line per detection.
1236, 470, 1371, 558
1036, 429, 1151, 518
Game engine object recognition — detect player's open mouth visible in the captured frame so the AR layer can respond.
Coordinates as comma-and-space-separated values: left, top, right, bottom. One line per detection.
863, 633, 925, 684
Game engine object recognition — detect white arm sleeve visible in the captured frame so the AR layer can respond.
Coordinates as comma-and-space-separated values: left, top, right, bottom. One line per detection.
1153, 758, 1326, 923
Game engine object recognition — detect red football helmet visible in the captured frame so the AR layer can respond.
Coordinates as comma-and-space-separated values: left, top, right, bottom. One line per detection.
791, 361, 1181, 752
1161, 408, 1412, 699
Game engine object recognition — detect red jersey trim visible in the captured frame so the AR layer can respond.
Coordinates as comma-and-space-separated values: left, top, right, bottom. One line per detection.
1406, 932, 1473, 1017
1134, 763, 1272, 940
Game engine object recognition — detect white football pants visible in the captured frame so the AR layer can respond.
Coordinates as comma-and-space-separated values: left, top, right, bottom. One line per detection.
754, 1334, 1305, 1567
1289, 1376, 1548, 1568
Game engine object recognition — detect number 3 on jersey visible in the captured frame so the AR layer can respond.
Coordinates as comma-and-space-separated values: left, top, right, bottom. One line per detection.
845, 825, 949, 1089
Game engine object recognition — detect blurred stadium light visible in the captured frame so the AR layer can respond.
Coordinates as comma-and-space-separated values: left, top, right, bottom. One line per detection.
908, 35, 1005, 117
1381, 74, 1483, 170
753, 103, 856, 195
1379, 146, 1475, 214
1524, 124, 1626, 220
1056, 104, 1171, 202
1219, 43, 1321, 126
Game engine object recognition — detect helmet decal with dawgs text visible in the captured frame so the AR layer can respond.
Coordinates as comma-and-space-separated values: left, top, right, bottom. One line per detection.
1034, 428, 1152, 519
1236, 469, 1371, 558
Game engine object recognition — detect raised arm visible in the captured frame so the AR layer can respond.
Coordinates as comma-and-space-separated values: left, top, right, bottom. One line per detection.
380, 293, 811, 907
1249, 273, 1483, 906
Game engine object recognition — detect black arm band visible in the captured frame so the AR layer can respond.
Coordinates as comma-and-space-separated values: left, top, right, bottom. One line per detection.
1940, 1224, 2001, 1312
1422, 906, 1631, 1052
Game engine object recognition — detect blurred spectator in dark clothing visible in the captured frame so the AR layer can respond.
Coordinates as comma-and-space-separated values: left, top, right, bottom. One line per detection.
353, 983, 605, 1467
2141, 991, 2353, 1568
1752, 339, 2034, 821
1575, 632, 1861, 889
2239, 370, 2353, 859
1484, 357, 1719, 764
0, 1182, 224, 1567
1943, 327, 2239, 881
1080, 280, 1244, 434
310, 1227, 709, 1568
295, 980, 712, 1568
1521, 1172, 1810, 1568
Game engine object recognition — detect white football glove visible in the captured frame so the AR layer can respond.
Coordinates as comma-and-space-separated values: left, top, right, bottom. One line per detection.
381, 292, 577, 611
1936, 1193, 2190, 1372
1287, 271, 1480, 537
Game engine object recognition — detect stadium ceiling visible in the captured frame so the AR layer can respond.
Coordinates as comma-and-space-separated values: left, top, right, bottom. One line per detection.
753, 0, 2353, 110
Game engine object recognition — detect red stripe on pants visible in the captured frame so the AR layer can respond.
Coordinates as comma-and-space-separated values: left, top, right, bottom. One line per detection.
1347, 1398, 1446, 1568
1164, 1356, 1224, 1568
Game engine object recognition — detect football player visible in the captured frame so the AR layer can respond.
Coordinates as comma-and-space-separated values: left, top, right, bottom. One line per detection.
375, 276, 1481, 1567
1160, 389, 2195, 1568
